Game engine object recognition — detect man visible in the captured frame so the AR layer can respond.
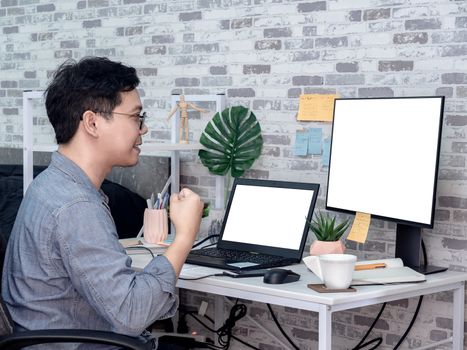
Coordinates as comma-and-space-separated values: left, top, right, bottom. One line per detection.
2, 57, 203, 349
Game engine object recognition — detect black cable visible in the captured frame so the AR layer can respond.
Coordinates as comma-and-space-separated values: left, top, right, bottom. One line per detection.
354, 338, 382, 350
198, 242, 218, 250
126, 234, 220, 257
351, 303, 386, 350
217, 300, 247, 348
393, 296, 423, 350
184, 300, 260, 350
192, 234, 220, 249
178, 273, 225, 281
389, 239, 427, 349
188, 313, 260, 350
125, 246, 155, 258
266, 304, 300, 350
352, 239, 430, 350
421, 239, 428, 268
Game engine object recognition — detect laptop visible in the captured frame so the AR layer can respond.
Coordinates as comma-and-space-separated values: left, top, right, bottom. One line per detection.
186, 178, 319, 270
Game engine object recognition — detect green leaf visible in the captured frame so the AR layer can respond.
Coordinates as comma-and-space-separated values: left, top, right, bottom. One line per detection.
306, 211, 350, 241
198, 106, 263, 177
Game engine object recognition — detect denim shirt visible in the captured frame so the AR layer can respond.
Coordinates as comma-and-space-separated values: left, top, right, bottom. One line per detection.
2, 152, 178, 349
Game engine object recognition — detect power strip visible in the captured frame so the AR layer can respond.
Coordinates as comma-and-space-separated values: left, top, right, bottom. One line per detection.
152, 330, 206, 343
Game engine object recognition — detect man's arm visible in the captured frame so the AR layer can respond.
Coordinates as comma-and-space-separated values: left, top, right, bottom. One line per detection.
58, 201, 179, 336
163, 188, 203, 276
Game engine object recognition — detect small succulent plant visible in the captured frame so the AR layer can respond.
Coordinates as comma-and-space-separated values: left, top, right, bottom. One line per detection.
307, 211, 350, 242
202, 202, 210, 218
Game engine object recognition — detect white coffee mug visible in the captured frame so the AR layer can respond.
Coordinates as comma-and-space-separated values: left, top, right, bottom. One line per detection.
303, 254, 357, 289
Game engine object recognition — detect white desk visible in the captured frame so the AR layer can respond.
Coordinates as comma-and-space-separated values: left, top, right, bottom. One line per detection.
131, 255, 466, 350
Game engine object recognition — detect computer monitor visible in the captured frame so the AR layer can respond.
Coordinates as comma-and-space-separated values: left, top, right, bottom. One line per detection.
326, 96, 445, 274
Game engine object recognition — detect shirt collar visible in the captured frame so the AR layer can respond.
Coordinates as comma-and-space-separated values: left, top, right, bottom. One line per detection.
50, 151, 108, 203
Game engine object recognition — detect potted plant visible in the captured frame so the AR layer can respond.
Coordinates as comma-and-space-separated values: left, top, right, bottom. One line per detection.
198, 106, 263, 178
198, 106, 263, 204
307, 211, 350, 255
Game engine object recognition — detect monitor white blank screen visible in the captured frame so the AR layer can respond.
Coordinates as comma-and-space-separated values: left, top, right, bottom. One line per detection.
326, 97, 443, 226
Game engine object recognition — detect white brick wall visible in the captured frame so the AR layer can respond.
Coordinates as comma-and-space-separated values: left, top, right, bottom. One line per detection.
1, 0, 467, 348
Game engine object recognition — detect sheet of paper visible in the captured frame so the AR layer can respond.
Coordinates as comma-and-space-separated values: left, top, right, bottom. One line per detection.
352, 266, 425, 285
308, 128, 322, 155
119, 238, 171, 255
297, 94, 337, 122
347, 212, 371, 243
321, 137, 331, 167
293, 130, 309, 156
227, 262, 259, 269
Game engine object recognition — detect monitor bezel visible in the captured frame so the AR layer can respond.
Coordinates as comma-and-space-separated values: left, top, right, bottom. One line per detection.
325, 96, 445, 229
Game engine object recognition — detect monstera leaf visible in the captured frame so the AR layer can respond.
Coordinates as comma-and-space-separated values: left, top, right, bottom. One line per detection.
198, 106, 263, 177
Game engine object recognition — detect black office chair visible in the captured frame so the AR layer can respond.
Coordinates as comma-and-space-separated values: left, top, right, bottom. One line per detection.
0, 290, 154, 350
0, 225, 153, 350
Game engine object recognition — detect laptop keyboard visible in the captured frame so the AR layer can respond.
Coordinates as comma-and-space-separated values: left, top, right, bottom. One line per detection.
189, 248, 296, 267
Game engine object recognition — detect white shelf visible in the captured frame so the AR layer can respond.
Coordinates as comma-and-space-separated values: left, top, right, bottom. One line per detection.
169, 94, 226, 209
140, 142, 204, 154
32, 145, 58, 152
23, 92, 227, 210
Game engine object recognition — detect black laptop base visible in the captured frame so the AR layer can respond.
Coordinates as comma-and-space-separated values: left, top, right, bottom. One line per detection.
185, 178, 319, 271
185, 250, 298, 270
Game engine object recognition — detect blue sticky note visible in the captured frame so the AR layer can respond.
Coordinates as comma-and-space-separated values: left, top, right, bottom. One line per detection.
308, 128, 322, 155
322, 137, 331, 167
294, 130, 308, 156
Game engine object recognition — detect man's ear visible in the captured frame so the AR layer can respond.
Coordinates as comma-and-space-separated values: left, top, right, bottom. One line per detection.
81, 110, 100, 137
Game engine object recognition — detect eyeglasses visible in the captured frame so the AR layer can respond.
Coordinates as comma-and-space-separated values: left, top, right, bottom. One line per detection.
93, 110, 147, 130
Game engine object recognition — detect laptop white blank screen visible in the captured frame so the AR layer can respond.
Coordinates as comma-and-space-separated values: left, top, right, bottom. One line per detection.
221, 184, 315, 250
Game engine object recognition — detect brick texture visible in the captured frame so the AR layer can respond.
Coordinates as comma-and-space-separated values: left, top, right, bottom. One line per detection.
1, 1, 467, 349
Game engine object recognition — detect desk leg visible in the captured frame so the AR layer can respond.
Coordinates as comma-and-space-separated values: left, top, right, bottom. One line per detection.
452, 282, 465, 350
318, 305, 332, 350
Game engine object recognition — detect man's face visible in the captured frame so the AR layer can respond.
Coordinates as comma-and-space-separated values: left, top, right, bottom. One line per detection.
100, 89, 148, 168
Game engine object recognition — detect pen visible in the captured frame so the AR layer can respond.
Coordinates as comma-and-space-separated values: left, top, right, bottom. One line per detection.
354, 263, 386, 271
136, 225, 144, 238
154, 193, 162, 209
160, 177, 171, 199
161, 192, 169, 209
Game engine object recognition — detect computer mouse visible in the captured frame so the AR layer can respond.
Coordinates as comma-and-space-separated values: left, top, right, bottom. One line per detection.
263, 269, 300, 284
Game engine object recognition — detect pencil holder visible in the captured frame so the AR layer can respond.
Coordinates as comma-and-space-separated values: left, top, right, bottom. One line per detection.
143, 208, 168, 244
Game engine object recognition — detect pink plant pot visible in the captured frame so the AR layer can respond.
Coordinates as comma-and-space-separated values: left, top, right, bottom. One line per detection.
309, 240, 345, 256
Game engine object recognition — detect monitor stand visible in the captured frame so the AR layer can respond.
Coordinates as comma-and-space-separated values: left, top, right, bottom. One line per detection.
395, 224, 447, 275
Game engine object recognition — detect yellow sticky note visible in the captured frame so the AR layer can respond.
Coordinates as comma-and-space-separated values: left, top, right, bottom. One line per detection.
297, 94, 337, 122
347, 212, 371, 243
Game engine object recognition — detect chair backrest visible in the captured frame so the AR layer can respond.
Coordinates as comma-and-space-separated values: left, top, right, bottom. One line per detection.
0, 296, 14, 337
0, 224, 13, 338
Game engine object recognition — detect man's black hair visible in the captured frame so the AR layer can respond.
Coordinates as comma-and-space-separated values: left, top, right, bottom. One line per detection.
45, 56, 140, 144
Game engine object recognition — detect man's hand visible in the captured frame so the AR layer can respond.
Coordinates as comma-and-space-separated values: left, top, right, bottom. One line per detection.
164, 188, 203, 276
169, 188, 203, 242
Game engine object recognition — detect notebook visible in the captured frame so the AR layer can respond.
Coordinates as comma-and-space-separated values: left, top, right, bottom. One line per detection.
186, 178, 319, 270
352, 258, 426, 285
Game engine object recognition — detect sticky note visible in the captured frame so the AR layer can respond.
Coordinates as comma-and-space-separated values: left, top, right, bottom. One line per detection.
297, 94, 338, 122
321, 137, 331, 166
347, 212, 371, 243
308, 128, 322, 155
294, 130, 309, 156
